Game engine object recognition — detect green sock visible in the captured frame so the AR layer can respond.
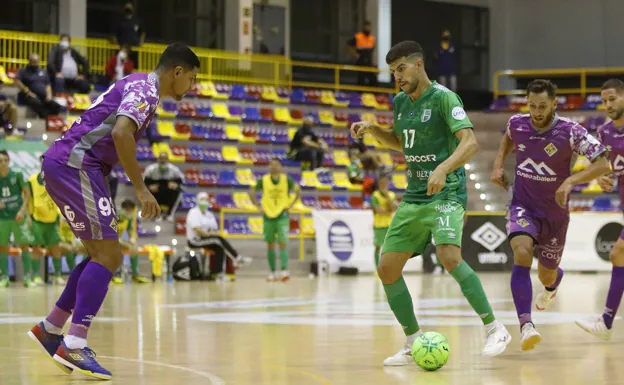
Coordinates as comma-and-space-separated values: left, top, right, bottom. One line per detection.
130, 255, 139, 276
53, 258, 62, 277
450, 260, 495, 325
383, 276, 420, 336
22, 251, 32, 280
31, 257, 41, 277
374, 248, 380, 267
279, 248, 288, 270
0, 253, 8, 278
66, 253, 76, 270
267, 249, 276, 272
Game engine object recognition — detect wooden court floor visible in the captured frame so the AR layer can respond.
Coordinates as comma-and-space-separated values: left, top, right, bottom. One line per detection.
1, 273, 623, 385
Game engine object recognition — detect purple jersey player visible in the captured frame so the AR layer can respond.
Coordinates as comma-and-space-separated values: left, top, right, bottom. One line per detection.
27, 43, 200, 380
491, 79, 610, 352
576, 78, 624, 340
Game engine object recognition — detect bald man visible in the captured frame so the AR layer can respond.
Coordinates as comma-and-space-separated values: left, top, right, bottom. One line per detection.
288, 117, 328, 170
15, 53, 62, 118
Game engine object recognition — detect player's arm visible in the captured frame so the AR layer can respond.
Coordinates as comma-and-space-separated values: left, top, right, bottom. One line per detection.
111, 116, 160, 219
16, 174, 30, 223
491, 128, 514, 190
250, 180, 262, 213
351, 122, 402, 152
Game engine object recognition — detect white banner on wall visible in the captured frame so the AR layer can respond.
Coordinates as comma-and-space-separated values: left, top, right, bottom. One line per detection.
312, 210, 421, 273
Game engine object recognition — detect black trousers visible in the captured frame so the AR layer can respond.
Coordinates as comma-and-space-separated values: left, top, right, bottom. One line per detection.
188, 236, 239, 274
55, 77, 91, 94
20, 93, 62, 118
295, 147, 325, 170
153, 187, 182, 215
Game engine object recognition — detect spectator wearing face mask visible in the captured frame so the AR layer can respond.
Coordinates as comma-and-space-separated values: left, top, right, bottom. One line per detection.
15, 53, 62, 118
347, 20, 377, 87
47, 34, 91, 94
143, 152, 184, 220
105, 44, 135, 83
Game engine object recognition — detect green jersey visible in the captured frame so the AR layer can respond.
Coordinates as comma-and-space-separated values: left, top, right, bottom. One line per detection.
0, 170, 25, 219
392, 81, 473, 207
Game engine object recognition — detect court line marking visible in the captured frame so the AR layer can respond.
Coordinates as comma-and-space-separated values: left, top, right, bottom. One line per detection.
0, 347, 225, 384
269, 364, 333, 385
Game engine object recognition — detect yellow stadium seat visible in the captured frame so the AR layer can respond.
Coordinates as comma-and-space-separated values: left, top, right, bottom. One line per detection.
319, 110, 346, 128
262, 86, 289, 104
274, 108, 293, 124
211, 103, 241, 122
300, 171, 329, 190
225, 124, 243, 141
0, 66, 13, 85
249, 217, 264, 234
333, 172, 362, 192
156, 121, 190, 140
288, 127, 297, 140
378, 152, 393, 167
362, 93, 380, 109
152, 143, 184, 163
199, 81, 228, 99
520, 105, 530, 113
573, 156, 590, 173
157, 105, 176, 119
598, 104, 606, 111
290, 198, 313, 214
392, 174, 408, 190
235, 169, 256, 185
222, 146, 252, 165
73, 94, 91, 110
302, 217, 315, 236
66, 115, 80, 127
233, 192, 256, 209
361, 112, 377, 124
582, 181, 603, 194
333, 150, 350, 167
321, 90, 348, 108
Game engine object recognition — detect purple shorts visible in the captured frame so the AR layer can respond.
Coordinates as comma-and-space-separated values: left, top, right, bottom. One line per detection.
42, 158, 118, 240
507, 205, 569, 269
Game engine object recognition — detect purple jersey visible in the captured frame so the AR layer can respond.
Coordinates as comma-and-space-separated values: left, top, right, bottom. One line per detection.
597, 122, 624, 207
44, 72, 160, 175
508, 114, 605, 217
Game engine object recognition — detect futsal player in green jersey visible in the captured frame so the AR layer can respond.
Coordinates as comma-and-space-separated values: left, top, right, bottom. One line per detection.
350, 41, 511, 365
0, 150, 35, 288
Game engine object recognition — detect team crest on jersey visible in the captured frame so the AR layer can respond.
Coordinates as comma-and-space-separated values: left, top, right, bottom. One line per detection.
517, 219, 529, 228
10, 178, 15, 185
421, 109, 431, 122
135, 101, 148, 111
409, 111, 414, 117
544, 143, 558, 157
109, 217, 118, 232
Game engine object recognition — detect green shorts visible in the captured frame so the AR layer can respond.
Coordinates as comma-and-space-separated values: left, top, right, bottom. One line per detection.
382, 200, 464, 256
374, 227, 389, 247
0, 218, 34, 245
263, 215, 290, 244
31, 220, 61, 247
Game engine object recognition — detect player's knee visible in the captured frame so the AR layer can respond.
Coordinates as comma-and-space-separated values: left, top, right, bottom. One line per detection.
511, 243, 533, 266
436, 245, 461, 271
377, 256, 399, 284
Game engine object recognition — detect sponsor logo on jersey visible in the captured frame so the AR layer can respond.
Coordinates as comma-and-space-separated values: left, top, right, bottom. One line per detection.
70, 222, 86, 231
544, 143, 558, 157
517, 144, 526, 152
435, 203, 457, 213
109, 217, 118, 232
405, 154, 437, 163
397, 113, 402, 120
421, 109, 431, 122
413, 170, 432, 179
517, 219, 529, 228
517, 158, 557, 182
613, 154, 624, 174
452, 106, 467, 121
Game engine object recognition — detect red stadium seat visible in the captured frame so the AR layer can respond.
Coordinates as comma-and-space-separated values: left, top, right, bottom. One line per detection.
175, 217, 187, 235
184, 168, 200, 185
175, 123, 191, 135
318, 195, 334, 209
289, 218, 300, 233
348, 196, 364, 209
260, 108, 274, 122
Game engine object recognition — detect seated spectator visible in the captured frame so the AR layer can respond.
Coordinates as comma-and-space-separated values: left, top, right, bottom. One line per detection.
143, 152, 184, 220
105, 44, 135, 83
47, 34, 90, 94
15, 53, 62, 118
0, 91, 18, 136
348, 148, 365, 184
186, 192, 251, 279
287, 116, 328, 170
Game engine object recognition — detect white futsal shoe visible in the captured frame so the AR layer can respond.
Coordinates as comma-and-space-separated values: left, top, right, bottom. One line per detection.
383, 330, 423, 366
575, 316, 612, 341
535, 289, 557, 311
520, 322, 542, 351
482, 321, 512, 356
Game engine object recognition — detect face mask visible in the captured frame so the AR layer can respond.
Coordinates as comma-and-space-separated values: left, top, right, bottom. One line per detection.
59, 40, 70, 50
119, 51, 128, 60
159, 164, 167, 172
125, 8, 134, 16
198, 202, 210, 210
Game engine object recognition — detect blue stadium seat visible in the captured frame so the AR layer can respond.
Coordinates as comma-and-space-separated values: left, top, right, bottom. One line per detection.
218, 170, 238, 187
290, 88, 307, 104
593, 197, 612, 211
187, 146, 205, 162
199, 169, 218, 186
287, 172, 302, 185
216, 193, 235, 208
334, 196, 351, 209
180, 193, 196, 210
190, 124, 208, 140
196, 103, 211, 118
230, 84, 248, 101
348, 93, 363, 108
203, 147, 223, 163
348, 113, 362, 125
242, 107, 261, 122
207, 125, 226, 141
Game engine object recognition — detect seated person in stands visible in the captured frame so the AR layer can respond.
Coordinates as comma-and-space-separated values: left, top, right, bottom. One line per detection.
112, 200, 149, 284
47, 34, 91, 94
186, 192, 251, 279
15, 53, 62, 118
105, 44, 135, 83
143, 152, 184, 220
0, 91, 18, 136
288, 116, 328, 170
348, 148, 365, 184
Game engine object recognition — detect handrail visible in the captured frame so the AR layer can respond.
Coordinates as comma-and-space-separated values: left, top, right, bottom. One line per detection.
0, 30, 396, 94
493, 67, 624, 99
218, 208, 313, 262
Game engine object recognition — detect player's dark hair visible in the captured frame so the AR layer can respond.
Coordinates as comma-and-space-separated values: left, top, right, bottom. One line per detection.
363, 20, 371, 26
0, 150, 8, 159
602, 78, 624, 93
156, 42, 200, 71
60, 34, 70, 41
121, 199, 137, 210
385, 41, 425, 65
526, 79, 557, 98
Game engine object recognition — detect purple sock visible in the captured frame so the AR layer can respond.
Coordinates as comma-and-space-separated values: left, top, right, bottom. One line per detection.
545, 267, 564, 291
511, 265, 533, 327
603, 266, 624, 329
45, 306, 71, 329
68, 261, 113, 340
53, 257, 91, 314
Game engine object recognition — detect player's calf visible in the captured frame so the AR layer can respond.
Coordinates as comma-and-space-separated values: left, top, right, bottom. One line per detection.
535, 265, 563, 311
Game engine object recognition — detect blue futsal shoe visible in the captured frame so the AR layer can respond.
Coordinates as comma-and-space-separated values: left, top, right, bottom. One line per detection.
27, 322, 73, 374
53, 341, 112, 380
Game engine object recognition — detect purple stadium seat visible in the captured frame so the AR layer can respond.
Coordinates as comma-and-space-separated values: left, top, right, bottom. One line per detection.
582, 94, 602, 110
187, 146, 205, 162
257, 126, 272, 143
196, 102, 212, 118
572, 184, 587, 193
593, 197, 612, 211
242, 107, 261, 122
199, 169, 218, 186
302, 195, 317, 208
348, 113, 362, 125
272, 128, 289, 145
229, 105, 244, 120
161, 100, 177, 115
335, 91, 349, 105
207, 125, 226, 141
218, 170, 238, 187
277, 87, 289, 99
306, 111, 320, 125
334, 196, 351, 209
348, 93, 363, 108
323, 152, 336, 168
216, 193, 235, 208
253, 170, 265, 181
203, 147, 223, 163
180, 193, 196, 210
230, 84, 248, 101
317, 171, 335, 188
287, 172, 301, 185
190, 124, 208, 140
255, 149, 272, 164
290, 88, 307, 104
147, 121, 168, 142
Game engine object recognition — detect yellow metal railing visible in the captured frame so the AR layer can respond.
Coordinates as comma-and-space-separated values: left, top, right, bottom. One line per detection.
218, 208, 313, 262
0, 30, 395, 94
493, 67, 624, 99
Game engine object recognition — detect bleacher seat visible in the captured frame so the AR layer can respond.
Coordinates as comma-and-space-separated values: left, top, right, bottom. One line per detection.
230, 85, 248, 101
217, 193, 236, 208
233, 192, 256, 210
171, 144, 188, 159
180, 193, 196, 210
334, 196, 351, 209
391, 174, 408, 191
218, 170, 238, 187
177, 101, 197, 117
222, 145, 253, 165
316, 171, 336, 190
290, 88, 307, 104
349, 196, 364, 209
242, 106, 261, 122
184, 168, 200, 186
199, 81, 229, 99
321, 90, 348, 108
261, 86, 289, 104
318, 195, 335, 209
203, 147, 223, 163
249, 217, 263, 234
260, 108, 274, 123
157, 121, 190, 140
348, 93, 363, 108
209, 103, 241, 122
235, 169, 255, 186
375, 94, 391, 110
152, 143, 185, 162
301, 217, 315, 236
0, 65, 13, 85
158, 100, 178, 118
333, 172, 362, 191
175, 217, 187, 235
333, 150, 350, 167
199, 169, 218, 186
273, 108, 293, 124
305, 90, 321, 104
